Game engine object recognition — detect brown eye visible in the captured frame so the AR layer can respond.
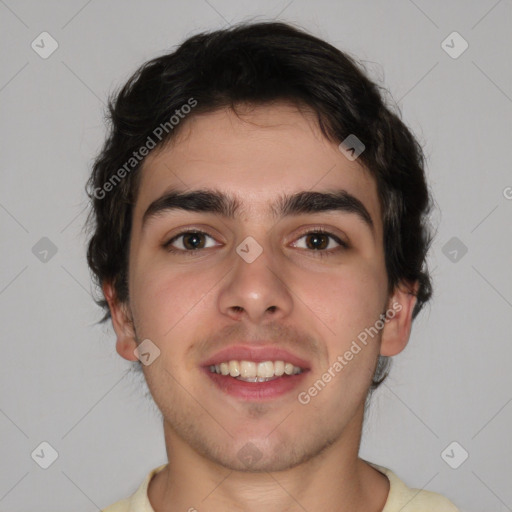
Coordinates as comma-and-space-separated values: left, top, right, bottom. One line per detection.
164, 231, 218, 252
180, 232, 206, 250
291, 229, 348, 256
304, 232, 330, 250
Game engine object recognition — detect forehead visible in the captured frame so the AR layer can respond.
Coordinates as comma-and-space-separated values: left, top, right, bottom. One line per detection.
134, 103, 381, 232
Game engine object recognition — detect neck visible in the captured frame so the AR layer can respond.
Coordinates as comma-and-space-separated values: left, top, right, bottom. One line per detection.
148, 402, 389, 512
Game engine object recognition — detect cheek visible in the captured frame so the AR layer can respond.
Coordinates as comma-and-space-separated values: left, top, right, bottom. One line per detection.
299, 267, 387, 401
130, 266, 211, 380
296, 262, 387, 341
130, 261, 217, 341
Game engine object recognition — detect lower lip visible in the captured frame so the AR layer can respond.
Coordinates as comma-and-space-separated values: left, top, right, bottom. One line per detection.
203, 368, 309, 401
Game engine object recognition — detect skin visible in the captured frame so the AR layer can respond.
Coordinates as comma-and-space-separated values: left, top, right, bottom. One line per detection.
104, 102, 418, 512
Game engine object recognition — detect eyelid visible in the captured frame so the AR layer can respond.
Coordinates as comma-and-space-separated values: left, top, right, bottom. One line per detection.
162, 224, 349, 257
162, 224, 222, 242
162, 227, 220, 250
289, 227, 349, 250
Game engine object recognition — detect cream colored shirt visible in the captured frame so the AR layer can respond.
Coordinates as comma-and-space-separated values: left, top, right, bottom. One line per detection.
102, 462, 460, 511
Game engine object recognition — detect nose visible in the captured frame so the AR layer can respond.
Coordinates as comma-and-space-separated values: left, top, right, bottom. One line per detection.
217, 239, 294, 325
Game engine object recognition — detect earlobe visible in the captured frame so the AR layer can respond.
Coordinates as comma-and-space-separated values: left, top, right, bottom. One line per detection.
379, 281, 419, 357
102, 281, 139, 361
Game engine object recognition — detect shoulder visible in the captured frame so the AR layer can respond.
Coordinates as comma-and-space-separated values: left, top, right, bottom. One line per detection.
102, 497, 130, 512
369, 463, 460, 512
101, 463, 168, 512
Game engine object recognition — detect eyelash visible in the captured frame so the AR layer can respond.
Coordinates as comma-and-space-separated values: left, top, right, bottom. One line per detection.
291, 228, 349, 256
162, 227, 348, 258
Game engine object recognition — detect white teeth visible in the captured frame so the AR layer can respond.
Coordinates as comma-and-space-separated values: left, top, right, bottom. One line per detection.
257, 361, 274, 378
240, 361, 257, 378
209, 360, 303, 379
229, 360, 240, 377
274, 360, 285, 376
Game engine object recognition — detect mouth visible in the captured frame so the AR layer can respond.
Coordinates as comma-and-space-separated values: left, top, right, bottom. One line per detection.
208, 359, 304, 382
201, 346, 310, 401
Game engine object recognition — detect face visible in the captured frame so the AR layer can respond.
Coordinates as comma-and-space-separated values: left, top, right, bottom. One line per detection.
106, 102, 416, 472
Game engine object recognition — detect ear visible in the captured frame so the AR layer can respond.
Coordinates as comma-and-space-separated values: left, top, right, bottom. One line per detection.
380, 280, 419, 357
103, 281, 139, 361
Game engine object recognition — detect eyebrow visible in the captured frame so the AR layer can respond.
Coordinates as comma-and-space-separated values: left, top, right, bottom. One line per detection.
142, 187, 374, 235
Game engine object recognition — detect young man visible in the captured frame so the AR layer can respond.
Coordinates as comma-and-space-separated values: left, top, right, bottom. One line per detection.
87, 21, 460, 512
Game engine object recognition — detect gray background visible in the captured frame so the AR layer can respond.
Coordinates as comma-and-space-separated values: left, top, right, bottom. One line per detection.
1, 1, 511, 511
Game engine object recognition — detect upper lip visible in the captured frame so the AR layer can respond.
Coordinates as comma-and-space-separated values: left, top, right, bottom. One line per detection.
201, 344, 311, 370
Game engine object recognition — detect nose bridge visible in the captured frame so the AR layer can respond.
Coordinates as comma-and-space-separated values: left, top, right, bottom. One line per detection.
217, 232, 293, 323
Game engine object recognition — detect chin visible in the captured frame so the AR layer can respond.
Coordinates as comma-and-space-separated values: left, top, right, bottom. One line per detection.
196, 432, 335, 473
